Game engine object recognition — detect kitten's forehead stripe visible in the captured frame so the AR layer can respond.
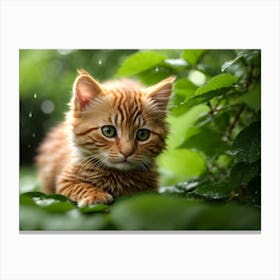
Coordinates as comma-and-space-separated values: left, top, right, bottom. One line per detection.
106, 88, 145, 130
116, 91, 125, 124
75, 126, 99, 136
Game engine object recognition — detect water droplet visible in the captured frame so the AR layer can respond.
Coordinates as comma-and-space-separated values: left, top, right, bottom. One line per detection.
32, 132, 36, 138
29, 112, 32, 118
34, 93, 37, 98
98, 58, 102, 65
41, 100, 55, 114
155, 66, 159, 72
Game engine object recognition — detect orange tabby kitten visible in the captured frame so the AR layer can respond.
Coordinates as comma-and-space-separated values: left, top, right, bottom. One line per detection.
36, 69, 175, 206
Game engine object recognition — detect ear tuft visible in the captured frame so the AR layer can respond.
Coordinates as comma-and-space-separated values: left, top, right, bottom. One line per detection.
77, 68, 90, 76
147, 76, 176, 112
73, 70, 103, 111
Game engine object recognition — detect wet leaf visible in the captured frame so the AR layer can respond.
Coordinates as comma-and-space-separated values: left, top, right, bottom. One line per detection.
182, 87, 233, 109
135, 66, 173, 85
116, 51, 167, 76
159, 176, 208, 194
230, 121, 261, 163
78, 204, 110, 214
229, 160, 260, 190
192, 183, 231, 200
221, 49, 260, 72
35, 198, 76, 213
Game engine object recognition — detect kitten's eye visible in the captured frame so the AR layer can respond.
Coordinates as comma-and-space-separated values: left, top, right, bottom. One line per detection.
136, 129, 150, 141
101, 125, 117, 138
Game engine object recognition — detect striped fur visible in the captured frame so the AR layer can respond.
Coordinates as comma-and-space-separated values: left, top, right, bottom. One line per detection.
36, 69, 175, 205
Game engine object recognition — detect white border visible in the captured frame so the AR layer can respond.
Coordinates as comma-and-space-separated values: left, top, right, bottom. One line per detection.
1, 0, 280, 279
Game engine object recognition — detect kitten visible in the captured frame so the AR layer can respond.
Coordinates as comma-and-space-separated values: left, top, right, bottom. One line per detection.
36, 69, 175, 206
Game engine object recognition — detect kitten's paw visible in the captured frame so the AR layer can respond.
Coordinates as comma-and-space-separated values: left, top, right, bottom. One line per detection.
77, 192, 114, 206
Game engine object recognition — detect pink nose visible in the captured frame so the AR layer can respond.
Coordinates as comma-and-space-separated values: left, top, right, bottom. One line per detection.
120, 149, 134, 158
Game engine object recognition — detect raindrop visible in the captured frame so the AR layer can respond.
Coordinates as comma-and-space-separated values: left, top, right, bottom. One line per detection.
33, 93, 37, 98
29, 112, 32, 118
32, 132, 36, 138
155, 66, 159, 72
98, 58, 102, 65
41, 100, 55, 114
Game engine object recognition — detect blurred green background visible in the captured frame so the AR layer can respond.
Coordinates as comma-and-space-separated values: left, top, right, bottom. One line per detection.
20, 49, 261, 230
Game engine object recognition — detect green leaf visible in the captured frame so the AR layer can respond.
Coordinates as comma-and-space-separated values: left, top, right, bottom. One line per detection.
20, 191, 45, 198
188, 203, 260, 230
116, 51, 167, 76
111, 194, 207, 230
221, 50, 260, 72
174, 78, 197, 97
192, 183, 231, 200
230, 122, 261, 163
171, 78, 198, 115
20, 194, 38, 206
164, 104, 208, 150
135, 66, 173, 85
195, 73, 239, 96
20, 205, 47, 230
157, 148, 206, 185
229, 160, 260, 190
159, 176, 209, 194
78, 204, 110, 214
35, 198, 76, 213
41, 210, 110, 230
180, 128, 229, 159
182, 87, 234, 109
182, 50, 205, 65
41, 194, 70, 202
110, 193, 260, 230
233, 82, 261, 111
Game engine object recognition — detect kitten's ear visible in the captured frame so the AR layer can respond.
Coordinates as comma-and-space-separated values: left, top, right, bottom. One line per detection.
73, 69, 103, 111
146, 76, 176, 112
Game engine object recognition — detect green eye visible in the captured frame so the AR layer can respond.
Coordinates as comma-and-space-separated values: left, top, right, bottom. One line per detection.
136, 129, 150, 141
101, 125, 116, 138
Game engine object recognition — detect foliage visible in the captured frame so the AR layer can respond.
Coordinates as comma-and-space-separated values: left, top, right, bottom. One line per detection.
20, 49, 261, 230
20, 191, 260, 230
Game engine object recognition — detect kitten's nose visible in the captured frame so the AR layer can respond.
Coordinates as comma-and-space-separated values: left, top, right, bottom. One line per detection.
120, 148, 134, 158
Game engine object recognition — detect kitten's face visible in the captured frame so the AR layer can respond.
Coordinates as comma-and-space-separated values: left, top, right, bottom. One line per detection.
70, 70, 175, 171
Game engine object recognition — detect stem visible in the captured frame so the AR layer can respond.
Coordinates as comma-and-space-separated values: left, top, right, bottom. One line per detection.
213, 96, 224, 111
227, 105, 245, 140
207, 101, 214, 114
243, 62, 253, 93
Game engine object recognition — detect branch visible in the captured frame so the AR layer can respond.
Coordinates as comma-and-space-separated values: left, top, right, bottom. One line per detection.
227, 105, 245, 141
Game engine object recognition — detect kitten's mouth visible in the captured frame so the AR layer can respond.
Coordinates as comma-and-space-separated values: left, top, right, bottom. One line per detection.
107, 158, 138, 171
118, 158, 128, 163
